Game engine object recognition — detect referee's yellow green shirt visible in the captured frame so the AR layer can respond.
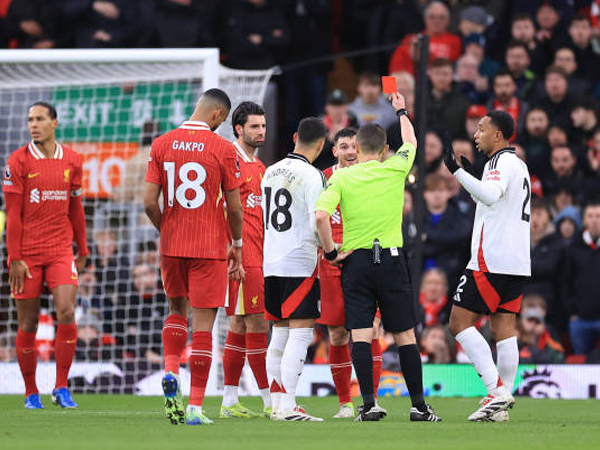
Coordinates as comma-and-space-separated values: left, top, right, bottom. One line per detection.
316, 142, 416, 251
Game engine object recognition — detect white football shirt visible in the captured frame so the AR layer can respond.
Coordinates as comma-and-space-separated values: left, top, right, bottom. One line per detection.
464, 148, 531, 276
262, 153, 326, 277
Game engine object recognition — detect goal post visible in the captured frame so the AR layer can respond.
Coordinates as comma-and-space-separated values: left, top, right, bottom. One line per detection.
0, 49, 273, 395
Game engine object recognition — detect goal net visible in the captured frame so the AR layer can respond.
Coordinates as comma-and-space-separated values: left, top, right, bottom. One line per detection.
0, 49, 273, 395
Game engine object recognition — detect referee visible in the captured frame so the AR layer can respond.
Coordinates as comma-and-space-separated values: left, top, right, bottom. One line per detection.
315, 92, 441, 423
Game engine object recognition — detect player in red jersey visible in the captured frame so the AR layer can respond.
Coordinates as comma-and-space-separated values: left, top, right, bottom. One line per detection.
144, 89, 244, 426
317, 128, 385, 418
3, 102, 89, 410
220, 102, 271, 419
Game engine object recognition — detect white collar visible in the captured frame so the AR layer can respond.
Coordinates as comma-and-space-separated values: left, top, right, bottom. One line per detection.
233, 140, 256, 163
28, 141, 63, 160
179, 121, 211, 131
583, 230, 600, 247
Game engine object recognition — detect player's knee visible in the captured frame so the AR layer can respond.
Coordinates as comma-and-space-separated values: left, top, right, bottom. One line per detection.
56, 306, 75, 324
393, 328, 416, 346
329, 326, 349, 346
19, 318, 39, 333
245, 315, 268, 334
230, 316, 246, 334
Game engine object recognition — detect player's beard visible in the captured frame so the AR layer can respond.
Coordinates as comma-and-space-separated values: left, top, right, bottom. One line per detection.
244, 137, 265, 149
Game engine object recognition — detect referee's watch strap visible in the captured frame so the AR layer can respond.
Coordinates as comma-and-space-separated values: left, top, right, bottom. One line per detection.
324, 248, 338, 261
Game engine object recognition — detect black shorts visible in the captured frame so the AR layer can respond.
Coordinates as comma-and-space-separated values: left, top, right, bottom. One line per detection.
341, 248, 416, 333
452, 269, 528, 315
264, 273, 320, 321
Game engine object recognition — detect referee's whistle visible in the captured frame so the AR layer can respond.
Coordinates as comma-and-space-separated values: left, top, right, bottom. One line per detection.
373, 239, 381, 265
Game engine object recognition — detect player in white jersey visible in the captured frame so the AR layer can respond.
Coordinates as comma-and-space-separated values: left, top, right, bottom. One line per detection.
443, 110, 531, 422
262, 117, 327, 422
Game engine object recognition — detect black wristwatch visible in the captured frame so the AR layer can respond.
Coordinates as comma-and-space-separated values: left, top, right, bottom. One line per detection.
396, 108, 409, 118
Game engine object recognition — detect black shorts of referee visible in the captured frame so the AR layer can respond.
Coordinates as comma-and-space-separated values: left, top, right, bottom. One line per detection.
341, 247, 417, 333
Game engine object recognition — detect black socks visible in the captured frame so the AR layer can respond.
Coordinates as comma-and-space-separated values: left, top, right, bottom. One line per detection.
351, 341, 374, 409
398, 343, 426, 411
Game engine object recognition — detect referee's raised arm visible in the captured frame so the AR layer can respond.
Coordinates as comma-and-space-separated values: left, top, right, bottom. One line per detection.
391, 92, 417, 148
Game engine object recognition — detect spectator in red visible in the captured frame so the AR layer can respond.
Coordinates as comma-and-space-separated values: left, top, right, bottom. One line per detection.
428, 58, 469, 139
464, 104, 487, 141
388, 1, 461, 75
486, 69, 528, 140
419, 268, 450, 328
562, 202, 600, 356
504, 40, 537, 99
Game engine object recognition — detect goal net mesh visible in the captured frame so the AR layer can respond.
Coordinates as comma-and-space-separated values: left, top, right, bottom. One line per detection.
0, 56, 273, 395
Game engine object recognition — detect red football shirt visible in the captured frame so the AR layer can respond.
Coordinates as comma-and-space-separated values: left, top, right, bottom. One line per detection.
2, 142, 82, 257
319, 164, 344, 277
234, 142, 266, 268
389, 32, 462, 74
146, 121, 242, 259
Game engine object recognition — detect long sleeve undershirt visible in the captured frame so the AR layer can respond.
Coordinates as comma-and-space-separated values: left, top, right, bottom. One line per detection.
454, 168, 503, 206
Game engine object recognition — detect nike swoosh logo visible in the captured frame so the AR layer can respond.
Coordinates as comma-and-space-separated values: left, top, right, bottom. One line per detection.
22, 349, 35, 354
71, 275, 78, 280
28, 173, 40, 178
246, 178, 253, 183
66, 339, 77, 344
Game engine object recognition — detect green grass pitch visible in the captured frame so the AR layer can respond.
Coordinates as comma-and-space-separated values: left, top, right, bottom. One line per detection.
1, 395, 599, 450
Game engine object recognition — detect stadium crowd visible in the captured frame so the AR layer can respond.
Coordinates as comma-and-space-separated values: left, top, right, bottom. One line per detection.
1, 0, 600, 383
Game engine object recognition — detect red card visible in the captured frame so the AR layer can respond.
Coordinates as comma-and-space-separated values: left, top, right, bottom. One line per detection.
381, 76, 397, 94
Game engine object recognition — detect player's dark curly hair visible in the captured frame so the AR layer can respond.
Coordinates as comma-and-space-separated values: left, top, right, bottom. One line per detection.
29, 101, 57, 120
296, 117, 327, 145
231, 101, 265, 138
486, 110, 515, 141
333, 127, 356, 145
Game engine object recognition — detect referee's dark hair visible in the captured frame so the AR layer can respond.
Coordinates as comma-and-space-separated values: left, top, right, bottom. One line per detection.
231, 101, 265, 138
29, 101, 57, 120
356, 123, 387, 154
333, 127, 357, 145
486, 110, 515, 141
202, 88, 232, 112
297, 117, 327, 145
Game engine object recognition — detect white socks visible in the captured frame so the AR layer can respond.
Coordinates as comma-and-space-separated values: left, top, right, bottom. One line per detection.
266, 326, 289, 412
222, 385, 239, 408
456, 327, 507, 396
496, 336, 518, 394
259, 388, 271, 408
279, 328, 313, 412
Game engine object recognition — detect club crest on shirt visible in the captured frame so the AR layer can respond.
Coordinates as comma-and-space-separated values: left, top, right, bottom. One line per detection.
64, 169, 70, 183
3, 165, 11, 179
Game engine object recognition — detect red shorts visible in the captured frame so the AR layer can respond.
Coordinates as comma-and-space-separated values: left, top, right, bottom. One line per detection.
226, 266, 265, 316
317, 275, 345, 327
161, 256, 227, 309
10, 253, 78, 300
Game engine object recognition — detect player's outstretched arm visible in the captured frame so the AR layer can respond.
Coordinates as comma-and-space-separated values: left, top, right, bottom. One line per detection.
442, 140, 502, 206
143, 182, 162, 231
224, 187, 244, 280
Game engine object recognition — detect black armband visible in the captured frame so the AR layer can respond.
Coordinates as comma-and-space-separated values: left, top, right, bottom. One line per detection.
324, 248, 338, 261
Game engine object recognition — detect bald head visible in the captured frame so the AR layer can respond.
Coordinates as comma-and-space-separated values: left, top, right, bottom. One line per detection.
192, 88, 232, 131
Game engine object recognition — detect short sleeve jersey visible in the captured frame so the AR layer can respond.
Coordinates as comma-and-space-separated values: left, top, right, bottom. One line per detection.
261, 153, 326, 277
319, 164, 344, 278
233, 142, 266, 268
146, 121, 242, 259
2, 142, 83, 257
316, 143, 416, 251
467, 148, 531, 276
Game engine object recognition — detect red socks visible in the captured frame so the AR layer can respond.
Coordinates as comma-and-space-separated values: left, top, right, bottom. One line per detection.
162, 314, 188, 374
246, 332, 269, 390
329, 343, 352, 405
54, 323, 77, 390
223, 331, 246, 386
16, 329, 38, 396
189, 331, 212, 406
372, 339, 383, 398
